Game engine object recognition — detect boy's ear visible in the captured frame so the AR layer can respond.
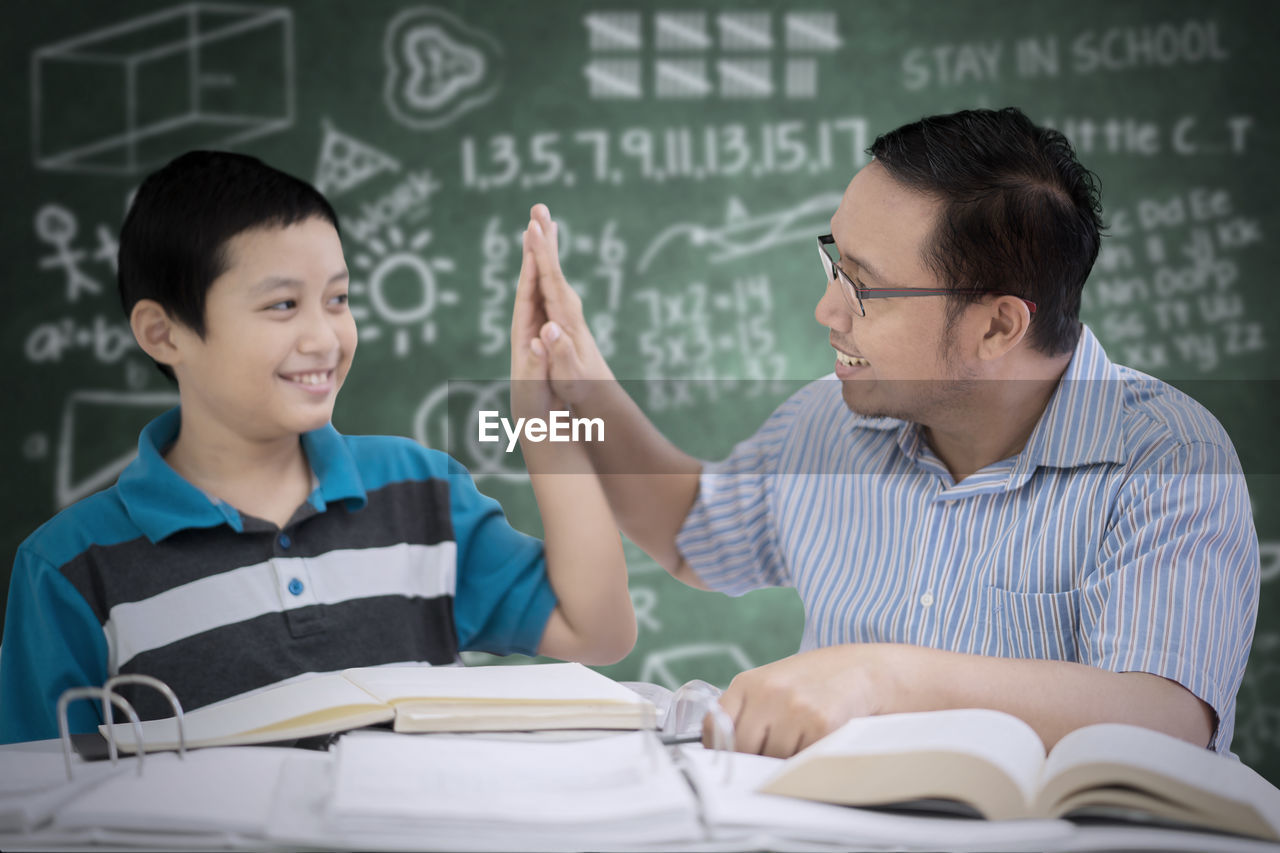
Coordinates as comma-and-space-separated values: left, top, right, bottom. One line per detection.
129, 299, 184, 368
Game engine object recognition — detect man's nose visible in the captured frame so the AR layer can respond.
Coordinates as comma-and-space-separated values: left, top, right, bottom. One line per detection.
815, 278, 853, 332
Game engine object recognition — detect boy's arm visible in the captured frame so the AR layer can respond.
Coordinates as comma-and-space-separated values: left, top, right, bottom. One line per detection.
0, 549, 109, 743
510, 229, 635, 665
521, 206, 705, 585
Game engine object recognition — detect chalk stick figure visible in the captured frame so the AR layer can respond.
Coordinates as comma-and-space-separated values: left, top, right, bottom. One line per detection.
36, 204, 101, 303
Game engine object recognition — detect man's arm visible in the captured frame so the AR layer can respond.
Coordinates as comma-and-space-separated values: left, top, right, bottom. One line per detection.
522, 206, 705, 585
710, 643, 1214, 758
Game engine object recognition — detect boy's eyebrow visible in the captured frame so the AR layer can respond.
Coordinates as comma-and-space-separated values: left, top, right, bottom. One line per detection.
250, 270, 349, 294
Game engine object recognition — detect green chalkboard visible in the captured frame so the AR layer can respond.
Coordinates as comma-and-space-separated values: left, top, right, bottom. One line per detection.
3, 0, 1277, 781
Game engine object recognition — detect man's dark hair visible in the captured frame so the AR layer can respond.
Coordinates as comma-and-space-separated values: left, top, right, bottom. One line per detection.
118, 150, 340, 381
868, 107, 1103, 357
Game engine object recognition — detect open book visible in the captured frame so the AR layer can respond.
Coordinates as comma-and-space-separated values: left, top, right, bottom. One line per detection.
100, 662, 656, 753
758, 709, 1280, 842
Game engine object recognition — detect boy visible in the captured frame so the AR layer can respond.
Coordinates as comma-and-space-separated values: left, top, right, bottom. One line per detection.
0, 151, 634, 742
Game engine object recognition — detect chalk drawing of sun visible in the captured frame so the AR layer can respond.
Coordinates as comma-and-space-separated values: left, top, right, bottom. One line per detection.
350, 226, 458, 357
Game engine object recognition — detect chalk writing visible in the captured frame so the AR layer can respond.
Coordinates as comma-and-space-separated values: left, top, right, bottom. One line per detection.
634, 274, 787, 412
339, 169, 441, 245
631, 587, 661, 633
1041, 115, 1254, 156
25, 315, 134, 364
476, 215, 627, 359
460, 118, 867, 190
1082, 188, 1266, 374
903, 19, 1228, 89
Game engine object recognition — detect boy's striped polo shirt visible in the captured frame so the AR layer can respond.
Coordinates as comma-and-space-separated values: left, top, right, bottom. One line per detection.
0, 408, 556, 743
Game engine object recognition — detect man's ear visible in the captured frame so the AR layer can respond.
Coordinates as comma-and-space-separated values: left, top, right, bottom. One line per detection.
977, 296, 1032, 361
129, 299, 184, 369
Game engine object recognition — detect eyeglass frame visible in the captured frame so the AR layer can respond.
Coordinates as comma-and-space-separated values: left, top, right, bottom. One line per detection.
818, 234, 1037, 317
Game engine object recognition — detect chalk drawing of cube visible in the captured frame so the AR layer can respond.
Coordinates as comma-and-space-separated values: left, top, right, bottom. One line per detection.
32, 3, 294, 175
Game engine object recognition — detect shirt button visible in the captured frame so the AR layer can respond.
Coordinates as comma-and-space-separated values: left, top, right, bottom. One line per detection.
919, 592, 934, 607
288, 578, 304, 596
278, 533, 291, 549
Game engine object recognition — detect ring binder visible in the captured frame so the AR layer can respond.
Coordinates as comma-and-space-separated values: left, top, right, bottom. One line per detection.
56, 687, 144, 782
103, 674, 186, 759
56, 674, 187, 779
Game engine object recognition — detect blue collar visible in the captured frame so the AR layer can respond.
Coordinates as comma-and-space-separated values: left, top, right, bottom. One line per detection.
116, 408, 368, 543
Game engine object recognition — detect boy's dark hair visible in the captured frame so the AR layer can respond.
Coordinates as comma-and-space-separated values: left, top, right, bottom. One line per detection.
118, 150, 340, 381
868, 107, 1103, 357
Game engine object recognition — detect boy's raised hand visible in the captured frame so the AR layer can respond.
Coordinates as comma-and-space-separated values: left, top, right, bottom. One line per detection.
518, 204, 616, 407
510, 221, 559, 419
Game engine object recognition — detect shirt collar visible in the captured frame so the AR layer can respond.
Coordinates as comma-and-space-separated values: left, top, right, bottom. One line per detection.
891, 325, 1127, 487
1015, 324, 1127, 473
117, 408, 367, 543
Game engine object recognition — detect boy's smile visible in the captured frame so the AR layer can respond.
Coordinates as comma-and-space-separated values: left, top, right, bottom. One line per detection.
279, 368, 339, 395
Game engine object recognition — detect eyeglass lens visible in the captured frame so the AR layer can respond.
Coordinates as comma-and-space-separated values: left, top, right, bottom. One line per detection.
818, 239, 864, 316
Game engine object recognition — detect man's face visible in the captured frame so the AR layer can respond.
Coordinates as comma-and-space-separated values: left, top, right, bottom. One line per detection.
816, 161, 975, 423
172, 217, 356, 442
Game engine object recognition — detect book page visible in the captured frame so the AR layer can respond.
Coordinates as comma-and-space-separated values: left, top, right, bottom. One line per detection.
101, 673, 392, 750
341, 661, 651, 706
1038, 724, 1280, 840
685, 747, 1076, 850
758, 709, 1046, 820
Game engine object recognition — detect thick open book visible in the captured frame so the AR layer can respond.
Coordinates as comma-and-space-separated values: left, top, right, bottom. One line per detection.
100, 662, 656, 752
759, 709, 1280, 842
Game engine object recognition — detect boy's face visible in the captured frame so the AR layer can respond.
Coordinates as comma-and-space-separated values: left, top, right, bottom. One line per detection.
173, 217, 356, 442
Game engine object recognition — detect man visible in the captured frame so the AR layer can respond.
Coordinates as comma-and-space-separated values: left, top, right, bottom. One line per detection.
513, 107, 1258, 758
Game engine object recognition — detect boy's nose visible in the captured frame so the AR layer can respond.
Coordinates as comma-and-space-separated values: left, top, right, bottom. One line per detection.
298, 309, 342, 353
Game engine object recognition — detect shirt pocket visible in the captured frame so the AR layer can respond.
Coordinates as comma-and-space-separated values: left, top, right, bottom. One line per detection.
985, 586, 1081, 661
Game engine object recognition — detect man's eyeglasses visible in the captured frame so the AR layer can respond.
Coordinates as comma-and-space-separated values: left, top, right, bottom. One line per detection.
817, 234, 1037, 318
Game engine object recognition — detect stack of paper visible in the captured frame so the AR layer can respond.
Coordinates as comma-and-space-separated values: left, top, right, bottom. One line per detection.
325, 730, 702, 850
0, 747, 123, 835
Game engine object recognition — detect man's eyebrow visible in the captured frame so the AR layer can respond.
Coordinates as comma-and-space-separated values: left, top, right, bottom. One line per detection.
840, 249, 891, 286
250, 270, 349, 294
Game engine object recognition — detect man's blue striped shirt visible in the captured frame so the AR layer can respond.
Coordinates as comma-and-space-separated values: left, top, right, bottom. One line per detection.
676, 325, 1259, 753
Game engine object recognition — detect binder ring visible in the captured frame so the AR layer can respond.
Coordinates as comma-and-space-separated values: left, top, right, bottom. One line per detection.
57, 687, 144, 782
104, 674, 187, 759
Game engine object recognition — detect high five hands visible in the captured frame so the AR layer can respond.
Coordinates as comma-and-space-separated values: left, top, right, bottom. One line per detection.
510, 204, 614, 418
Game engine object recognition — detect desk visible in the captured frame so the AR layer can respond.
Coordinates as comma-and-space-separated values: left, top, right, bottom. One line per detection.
2, 733, 1278, 852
